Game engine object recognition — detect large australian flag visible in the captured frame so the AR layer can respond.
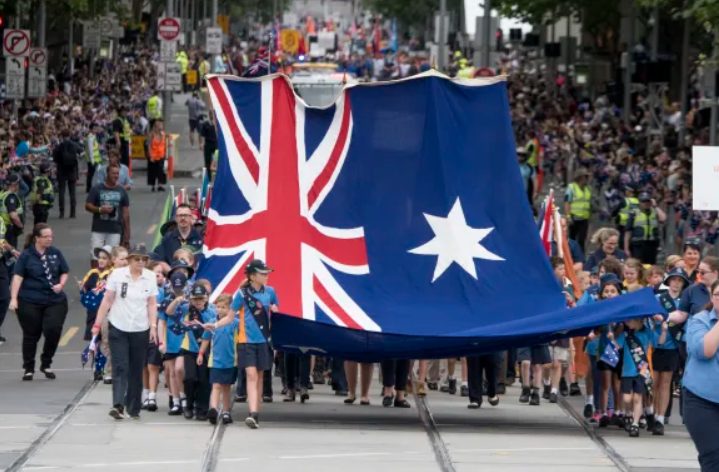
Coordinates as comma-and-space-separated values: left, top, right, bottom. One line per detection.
201, 71, 663, 361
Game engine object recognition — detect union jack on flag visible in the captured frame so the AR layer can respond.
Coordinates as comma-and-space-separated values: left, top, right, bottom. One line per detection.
202, 74, 380, 332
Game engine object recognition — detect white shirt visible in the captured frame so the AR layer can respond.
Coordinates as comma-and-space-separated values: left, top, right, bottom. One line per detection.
106, 267, 158, 332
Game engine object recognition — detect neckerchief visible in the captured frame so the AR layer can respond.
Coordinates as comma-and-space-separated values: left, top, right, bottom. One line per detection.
656, 291, 684, 343
38, 251, 55, 288
242, 285, 271, 341
625, 330, 653, 397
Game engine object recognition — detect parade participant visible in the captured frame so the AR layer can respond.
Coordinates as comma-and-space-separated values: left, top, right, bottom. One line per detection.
564, 168, 592, 251
1, 173, 25, 248
92, 244, 158, 420
283, 351, 311, 403
467, 352, 500, 409
158, 261, 187, 416
85, 163, 131, 253
231, 259, 278, 428
682, 279, 719, 471
198, 294, 238, 425
344, 361, 375, 405
29, 162, 54, 225
624, 192, 666, 264
10, 224, 69, 381
52, 129, 82, 219
623, 258, 646, 292
165, 282, 215, 421
380, 359, 411, 408
585, 228, 626, 272
141, 262, 168, 412
79, 245, 113, 342
97, 246, 129, 384
185, 92, 206, 148
671, 256, 719, 323
153, 204, 203, 264
147, 119, 168, 192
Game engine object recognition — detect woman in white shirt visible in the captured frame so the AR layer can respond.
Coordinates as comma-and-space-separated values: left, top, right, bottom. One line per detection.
92, 244, 158, 420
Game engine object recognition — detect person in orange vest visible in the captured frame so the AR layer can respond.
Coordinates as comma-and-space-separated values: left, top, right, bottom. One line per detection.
147, 119, 167, 192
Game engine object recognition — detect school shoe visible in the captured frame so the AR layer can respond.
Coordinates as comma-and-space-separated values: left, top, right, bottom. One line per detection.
652, 421, 665, 436
448, 378, 457, 395
439, 380, 450, 392
382, 395, 394, 407
221, 412, 233, 425
460, 385, 469, 397
394, 398, 411, 408
300, 388, 310, 403
628, 424, 640, 437
519, 387, 531, 403
195, 410, 208, 421
182, 399, 193, 419
208, 408, 219, 425
283, 390, 296, 402
168, 404, 182, 416
639, 415, 648, 429
599, 415, 610, 427
40, 367, 56, 380
496, 383, 506, 395
93, 371, 103, 381
542, 385, 551, 400
622, 416, 633, 432
488, 396, 499, 406
147, 399, 158, 412
559, 378, 569, 397
645, 414, 655, 431
468, 401, 481, 409
141, 399, 150, 410
427, 381, 438, 391
529, 390, 541, 406
0, 334, 6, 344
262, 395, 273, 403
234, 395, 247, 403
312, 371, 325, 384
103, 376, 112, 385
22, 371, 33, 381
583, 403, 594, 419
549, 392, 558, 403
569, 382, 582, 396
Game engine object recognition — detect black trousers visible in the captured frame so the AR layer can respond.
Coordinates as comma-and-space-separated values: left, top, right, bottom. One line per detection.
331, 357, 348, 392
182, 351, 211, 414
203, 144, 217, 180
380, 359, 410, 391
86, 163, 97, 193
33, 204, 50, 225
147, 159, 167, 187
684, 388, 719, 472
17, 299, 68, 372
120, 140, 130, 167
109, 324, 148, 416
569, 218, 589, 252
235, 365, 273, 397
284, 352, 311, 391
467, 353, 499, 404
57, 168, 77, 217
0, 266, 9, 333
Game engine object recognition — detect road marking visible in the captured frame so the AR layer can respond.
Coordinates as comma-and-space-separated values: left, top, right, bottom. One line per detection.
411, 373, 456, 472
147, 223, 157, 235
200, 419, 226, 472
279, 452, 392, 460
0, 351, 83, 356
58, 326, 79, 347
452, 447, 596, 453
25, 460, 198, 470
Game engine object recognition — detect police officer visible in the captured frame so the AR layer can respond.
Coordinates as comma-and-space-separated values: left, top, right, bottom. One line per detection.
113, 107, 133, 168
0, 217, 18, 344
145, 90, 163, 127
30, 163, 54, 225
624, 191, 666, 264
85, 122, 104, 193
1, 174, 24, 249
564, 168, 592, 251
616, 185, 639, 248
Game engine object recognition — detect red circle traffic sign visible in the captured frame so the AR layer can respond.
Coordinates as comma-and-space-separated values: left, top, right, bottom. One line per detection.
30, 49, 47, 66
474, 67, 495, 78
158, 17, 181, 41
3, 30, 30, 57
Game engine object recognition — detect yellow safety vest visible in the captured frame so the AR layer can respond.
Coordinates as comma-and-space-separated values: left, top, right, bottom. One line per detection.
527, 138, 540, 167
0, 191, 23, 226
631, 209, 659, 241
147, 96, 161, 120
31, 176, 54, 206
618, 197, 639, 226
568, 182, 591, 220
121, 118, 132, 141
88, 136, 102, 164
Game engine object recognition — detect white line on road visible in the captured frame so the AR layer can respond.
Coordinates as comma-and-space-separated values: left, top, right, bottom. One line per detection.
58, 326, 79, 347
0, 368, 86, 373
0, 352, 83, 356
451, 447, 596, 453
25, 459, 200, 470
278, 452, 393, 460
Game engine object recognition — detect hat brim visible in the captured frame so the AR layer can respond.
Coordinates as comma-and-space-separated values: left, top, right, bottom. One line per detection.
169, 266, 195, 278
663, 274, 690, 286
93, 247, 111, 259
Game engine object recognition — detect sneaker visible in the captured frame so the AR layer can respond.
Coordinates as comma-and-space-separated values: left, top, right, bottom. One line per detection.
168, 404, 182, 416
549, 392, 558, 403
519, 387, 530, 403
448, 378, 457, 395
245, 415, 259, 429
109, 406, 125, 420
468, 401, 480, 409
652, 421, 665, 436
208, 408, 219, 425
529, 390, 541, 406
221, 412, 233, 425
583, 403, 594, 419
488, 396, 499, 406
569, 382, 582, 396
542, 385, 551, 400
103, 376, 112, 385
460, 385, 469, 397
559, 378, 569, 397
599, 415, 610, 427
628, 424, 640, 437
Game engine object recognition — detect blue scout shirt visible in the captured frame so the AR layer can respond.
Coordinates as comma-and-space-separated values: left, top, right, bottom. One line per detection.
615, 328, 656, 378
14, 246, 69, 305
208, 318, 240, 369
683, 309, 719, 403
178, 303, 216, 353
231, 285, 278, 344
679, 283, 710, 317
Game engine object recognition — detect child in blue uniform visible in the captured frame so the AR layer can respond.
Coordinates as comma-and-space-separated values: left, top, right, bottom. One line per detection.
198, 294, 238, 425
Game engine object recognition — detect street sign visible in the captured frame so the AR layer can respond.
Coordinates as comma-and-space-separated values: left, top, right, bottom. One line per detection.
113, 25, 125, 39
83, 22, 102, 49
158, 17, 181, 41
156, 62, 182, 91
3, 29, 31, 57
100, 16, 116, 37
205, 27, 222, 55
160, 40, 177, 62
5, 57, 25, 98
27, 48, 48, 98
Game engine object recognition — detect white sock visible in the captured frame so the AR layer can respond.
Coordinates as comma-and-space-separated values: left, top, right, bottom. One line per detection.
551, 387, 558, 394
645, 406, 654, 415
586, 395, 594, 405
656, 415, 665, 424
447, 375, 455, 381
543, 378, 551, 386
461, 381, 468, 387
142, 388, 149, 400
148, 391, 156, 400
180, 393, 186, 400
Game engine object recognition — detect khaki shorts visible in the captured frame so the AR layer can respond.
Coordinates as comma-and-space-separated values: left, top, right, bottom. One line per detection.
550, 346, 570, 364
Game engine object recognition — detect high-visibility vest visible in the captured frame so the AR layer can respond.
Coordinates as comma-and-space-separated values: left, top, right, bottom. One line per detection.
87, 135, 102, 164
149, 132, 167, 162
0, 191, 23, 226
631, 209, 659, 241
147, 96, 162, 120
618, 197, 639, 226
527, 138, 540, 167
31, 176, 54, 206
121, 118, 132, 141
568, 182, 591, 220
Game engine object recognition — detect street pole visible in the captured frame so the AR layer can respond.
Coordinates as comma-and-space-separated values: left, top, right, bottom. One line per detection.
623, 0, 635, 124
482, 0, 491, 68
565, 14, 570, 78
438, 0, 447, 71
38, 0, 46, 47
211, 0, 218, 72
164, 0, 173, 123
13, 13, 20, 121
190, 0, 196, 46
711, 32, 719, 146
69, 19, 75, 76
679, 0, 690, 145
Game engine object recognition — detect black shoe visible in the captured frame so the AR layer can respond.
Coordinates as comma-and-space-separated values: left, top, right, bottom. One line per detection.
549, 392, 558, 403
448, 378, 457, 395
40, 367, 56, 380
652, 421, 665, 436
22, 370, 34, 381
335, 390, 348, 396
529, 390, 540, 406
468, 401, 481, 409
283, 390, 296, 402
628, 424, 640, 437
488, 396, 499, 406
151, 186, 156, 192
69, 212, 76, 219
569, 382, 582, 396
496, 383, 506, 395
645, 414, 655, 431
622, 416, 633, 431
208, 408, 219, 425
147, 399, 157, 412
183, 403, 194, 420
519, 387, 530, 403
141, 399, 149, 410
312, 371, 325, 384
427, 381, 438, 391
300, 388, 309, 403
583, 403, 593, 419
344, 396, 357, 404
382, 395, 393, 407
307, 383, 314, 390
599, 415, 610, 427
394, 398, 411, 408
158, 186, 166, 192
235, 395, 247, 403
168, 405, 182, 416
0, 335, 6, 344
109, 405, 125, 420
262, 395, 273, 403
195, 410, 208, 421
542, 385, 551, 400
559, 378, 569, 397
460, 385, 469, 397
103, 376, 112, 385
221, 412, 233, 424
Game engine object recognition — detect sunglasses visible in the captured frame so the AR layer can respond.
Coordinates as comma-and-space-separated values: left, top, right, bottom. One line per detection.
130, 256, 149, 262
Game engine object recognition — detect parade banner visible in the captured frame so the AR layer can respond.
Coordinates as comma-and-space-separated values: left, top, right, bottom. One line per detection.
200, 72, 663, 360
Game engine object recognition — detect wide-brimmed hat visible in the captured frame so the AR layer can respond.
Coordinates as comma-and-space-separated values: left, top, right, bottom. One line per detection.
663, 268, 690, 288
599, 273, 623, 293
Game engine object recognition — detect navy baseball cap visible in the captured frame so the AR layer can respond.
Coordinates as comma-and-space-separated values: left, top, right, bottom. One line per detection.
190, 284, 208, 298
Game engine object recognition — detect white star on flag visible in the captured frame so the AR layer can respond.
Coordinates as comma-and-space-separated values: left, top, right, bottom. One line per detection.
409, 198, 504, 282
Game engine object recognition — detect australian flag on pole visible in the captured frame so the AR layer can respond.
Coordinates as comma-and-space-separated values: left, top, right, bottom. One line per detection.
200, 71, 663, 361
